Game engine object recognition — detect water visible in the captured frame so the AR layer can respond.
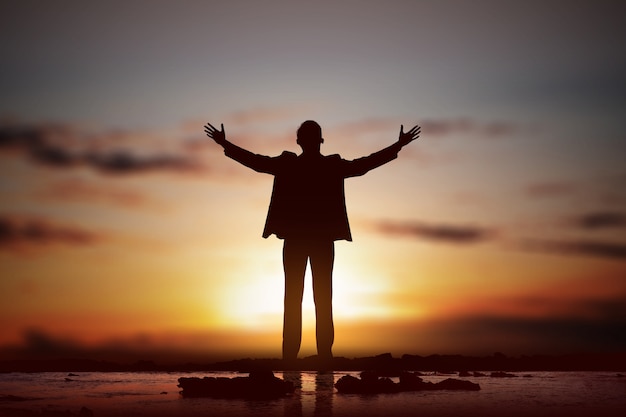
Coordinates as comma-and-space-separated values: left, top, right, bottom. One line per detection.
0, 371, 624, 416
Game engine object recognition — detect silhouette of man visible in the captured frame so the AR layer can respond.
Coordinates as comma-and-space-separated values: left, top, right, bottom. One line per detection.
205, 120, 420, 363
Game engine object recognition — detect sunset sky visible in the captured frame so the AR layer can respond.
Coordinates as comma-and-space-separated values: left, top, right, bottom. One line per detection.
1, 1, 625, 362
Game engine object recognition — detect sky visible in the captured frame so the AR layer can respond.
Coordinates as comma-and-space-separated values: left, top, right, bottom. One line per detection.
1, 0, 625, 362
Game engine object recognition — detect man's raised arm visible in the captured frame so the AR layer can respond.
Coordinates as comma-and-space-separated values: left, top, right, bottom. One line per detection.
343, 124, 421, 178
204, 122, 276, 174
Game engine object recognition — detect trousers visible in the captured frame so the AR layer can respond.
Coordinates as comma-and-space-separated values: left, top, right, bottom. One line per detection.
282, 239, 334, 360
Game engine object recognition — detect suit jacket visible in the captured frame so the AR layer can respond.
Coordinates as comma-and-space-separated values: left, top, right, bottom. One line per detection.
223, 141, 401, 241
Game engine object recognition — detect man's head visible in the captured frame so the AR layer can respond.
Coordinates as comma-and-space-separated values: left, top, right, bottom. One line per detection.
296, 120, 324, 152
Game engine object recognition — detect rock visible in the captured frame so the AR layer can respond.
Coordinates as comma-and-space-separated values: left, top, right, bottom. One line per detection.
335, 374, 400, 394
334, 375, 363, 394
490, 371, 517, 378
335, 372, 480, 394
79, 407, 94, 417
458, 370, 471, 377
398, 372, 434, 391
249, 369, 278, 382
178, 372, 294, 399
435, 378, 480, 391
359, 370, 380, 382
399, 371, 424, 385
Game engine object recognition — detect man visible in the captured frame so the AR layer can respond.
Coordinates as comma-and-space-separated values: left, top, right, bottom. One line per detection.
204, 120, 420, 364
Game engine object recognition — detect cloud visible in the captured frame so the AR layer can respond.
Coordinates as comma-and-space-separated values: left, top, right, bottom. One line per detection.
372, 220, 494, 244
331, 118, 480, 139
0, 123, 201, 174
519, 239, 626, 260
574, 211, 626, 230
0, 328, 274, 363
419, 118, 519, 139
441, 312, 626, 354
0, 215, 99, 250
524, 181, 577, 198
325, 117, 520, 142
12, 329, 81, 357
84, 150, 197, 174
37, 178, 153, 207
411, 292, 626, 354
372, 216, 626, 259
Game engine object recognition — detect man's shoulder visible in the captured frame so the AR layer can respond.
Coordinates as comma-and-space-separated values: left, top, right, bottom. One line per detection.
323, 153, 345, 163
279, 151, 298, 159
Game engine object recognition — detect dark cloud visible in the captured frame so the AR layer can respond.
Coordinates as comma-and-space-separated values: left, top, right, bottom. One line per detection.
84, 150, 195, 174
0, 215, 99, 249
524, 181, 577, 198
419, 118, 519, 139
15, 329, 81, 357
39, 179, 151, 207
444, 313, 626, 354
30, 144, 82, 167
0, 124, 199, 174
410, 294, 626, 354
0, 125, 45, 149
327, 118, 519, 141
373, 220, 494, 244
0, 329, 135, 362
575, 211, 626, 230
374, 217, 626, 258
520, 239, 626, 260
0, 328, 265, 364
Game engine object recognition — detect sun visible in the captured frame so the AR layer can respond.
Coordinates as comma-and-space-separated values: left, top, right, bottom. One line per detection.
213, 258, 406, 333
214, 271, 284, 329
331, 262, 401, 321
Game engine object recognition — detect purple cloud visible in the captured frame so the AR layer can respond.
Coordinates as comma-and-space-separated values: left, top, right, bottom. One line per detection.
525, 181, 577, 198
519, 239, 626, 260
0, 123, 200, 174
575, 211, 626, 230
373, 220, 494, 244
0, 215, 99, 250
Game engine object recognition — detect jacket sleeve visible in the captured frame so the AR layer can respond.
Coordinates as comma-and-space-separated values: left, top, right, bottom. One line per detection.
341, 142, 403, 178
222, 140, 280, 175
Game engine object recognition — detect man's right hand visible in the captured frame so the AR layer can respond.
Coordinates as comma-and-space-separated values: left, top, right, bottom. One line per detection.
204, 122, 227, 146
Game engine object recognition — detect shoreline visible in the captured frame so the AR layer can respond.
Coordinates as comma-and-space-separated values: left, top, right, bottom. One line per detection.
2, 352, 625, 373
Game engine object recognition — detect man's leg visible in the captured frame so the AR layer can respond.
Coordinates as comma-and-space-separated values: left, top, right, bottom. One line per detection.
310, 240, 335, 360
282, 239, 308, 361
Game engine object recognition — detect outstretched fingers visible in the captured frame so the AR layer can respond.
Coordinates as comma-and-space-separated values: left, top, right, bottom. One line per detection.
407, 125, 420, 141
204, 122, 224, 138
397, 124, 421, 146
407, 125, 420, 136
204, 122, 218, 134
204, 122, 227, 146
